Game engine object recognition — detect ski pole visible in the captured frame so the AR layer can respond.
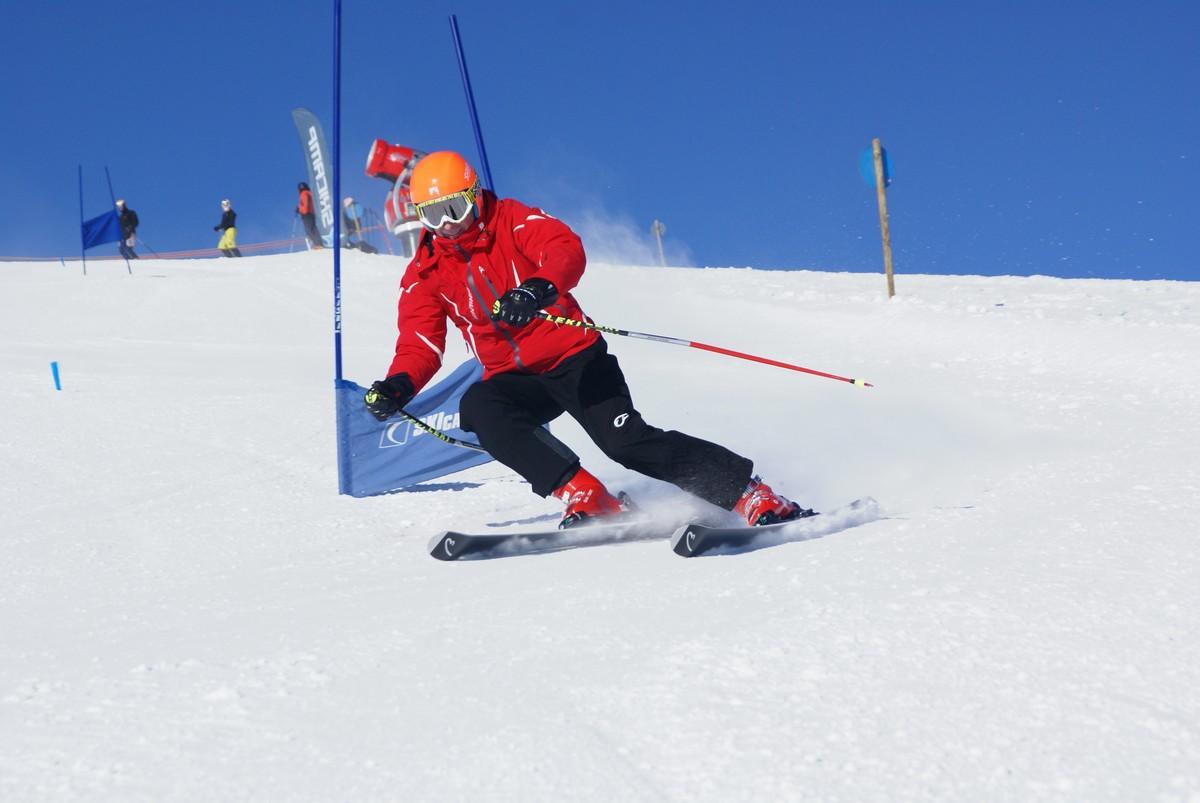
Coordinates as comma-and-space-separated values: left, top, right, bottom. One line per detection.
537, 312, 873, 388
397, 409, 487, 452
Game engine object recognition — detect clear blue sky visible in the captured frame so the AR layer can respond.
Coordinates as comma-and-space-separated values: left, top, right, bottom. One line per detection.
2, 1, 1197, 280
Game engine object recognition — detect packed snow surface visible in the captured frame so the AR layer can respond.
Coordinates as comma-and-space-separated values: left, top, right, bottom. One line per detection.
2, 252, 1198, 801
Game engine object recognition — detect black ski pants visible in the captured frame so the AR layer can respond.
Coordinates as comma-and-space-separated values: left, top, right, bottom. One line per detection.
459, 339, 753, 509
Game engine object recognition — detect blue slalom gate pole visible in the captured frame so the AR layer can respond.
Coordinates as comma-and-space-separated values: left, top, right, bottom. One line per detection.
103, 166, 117, 206
332, 0, 343, 384
51, 361, 62, 391
331, 0, 355, 495
449, 14, 496, 191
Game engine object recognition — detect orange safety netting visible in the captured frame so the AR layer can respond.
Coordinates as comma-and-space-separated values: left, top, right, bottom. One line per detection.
1, 224, 392, 262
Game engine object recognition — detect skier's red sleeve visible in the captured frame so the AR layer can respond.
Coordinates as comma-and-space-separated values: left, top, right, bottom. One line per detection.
387, 272, 447, 392
508, 205, 586, 294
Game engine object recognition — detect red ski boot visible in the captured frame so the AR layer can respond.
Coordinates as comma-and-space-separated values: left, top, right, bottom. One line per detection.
733, 476, 816, 526
553, 467, 626, 530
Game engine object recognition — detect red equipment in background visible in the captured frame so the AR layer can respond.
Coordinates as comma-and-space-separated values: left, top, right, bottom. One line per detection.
365, 140, 420, 183
366, 139, 426, 255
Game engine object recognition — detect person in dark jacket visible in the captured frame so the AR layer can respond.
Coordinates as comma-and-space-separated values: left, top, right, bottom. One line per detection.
115, 199, 139, 259
213, 199, 241, 257
363, 151, 813, 530
297, 182, 322, 249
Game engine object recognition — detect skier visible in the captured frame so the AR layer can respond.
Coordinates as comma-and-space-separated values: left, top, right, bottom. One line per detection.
296, 182, 322, 249
341, 197, 376, 253
115, 199, 139, 259
363, 151, 812, 529
213, 199, 241, 257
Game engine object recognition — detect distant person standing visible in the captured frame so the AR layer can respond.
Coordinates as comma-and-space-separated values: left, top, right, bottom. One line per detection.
342, 197, 362, 240
214, 199, 242, 257
297, 182, 322, 249
341, 196, 376, 253
115, 199, 139, 259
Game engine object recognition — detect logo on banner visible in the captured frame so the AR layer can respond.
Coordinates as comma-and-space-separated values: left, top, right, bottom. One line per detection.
381, 410, 462, 448
308, 126, 334, 229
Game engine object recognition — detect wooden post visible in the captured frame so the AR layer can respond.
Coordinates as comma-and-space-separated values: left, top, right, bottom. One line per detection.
651, 219, 667, 266
872, 138, 895, 298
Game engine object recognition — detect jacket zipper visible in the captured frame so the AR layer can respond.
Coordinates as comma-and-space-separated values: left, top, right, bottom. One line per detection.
458, 243, 529, 372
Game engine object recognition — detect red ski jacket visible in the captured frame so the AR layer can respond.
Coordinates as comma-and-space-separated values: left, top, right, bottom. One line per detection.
298, 189, 314, 216
386, 190, 599, 391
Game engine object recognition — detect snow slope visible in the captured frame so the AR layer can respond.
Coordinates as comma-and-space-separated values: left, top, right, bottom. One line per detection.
2, 252, 1198, 801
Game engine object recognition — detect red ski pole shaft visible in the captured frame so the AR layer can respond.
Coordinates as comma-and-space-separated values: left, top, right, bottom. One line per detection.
537, 312, 873, 388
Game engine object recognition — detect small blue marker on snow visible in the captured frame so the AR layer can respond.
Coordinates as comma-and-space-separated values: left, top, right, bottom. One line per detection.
51, 361, 62, 391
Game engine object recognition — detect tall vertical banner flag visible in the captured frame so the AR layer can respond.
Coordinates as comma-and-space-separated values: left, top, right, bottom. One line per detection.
291, 107, 335, 246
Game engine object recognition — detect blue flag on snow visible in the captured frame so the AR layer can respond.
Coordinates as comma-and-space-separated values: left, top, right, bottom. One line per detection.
334, 359, 493, 496
81, 210, 122, 249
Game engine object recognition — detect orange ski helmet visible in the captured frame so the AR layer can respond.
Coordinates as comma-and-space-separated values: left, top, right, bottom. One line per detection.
410, 151, 477, 205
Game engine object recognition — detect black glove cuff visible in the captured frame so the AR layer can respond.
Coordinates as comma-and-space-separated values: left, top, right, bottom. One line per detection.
518, 277, 558, 309
381, 373, 415, 402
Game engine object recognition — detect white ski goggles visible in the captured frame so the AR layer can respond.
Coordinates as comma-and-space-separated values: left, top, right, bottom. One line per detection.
416, 187, 477, 229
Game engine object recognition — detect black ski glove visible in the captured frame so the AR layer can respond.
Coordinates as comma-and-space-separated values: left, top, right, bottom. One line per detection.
213, 225, 220, 231
491, 278, 558, 327
364, 373, 415, 421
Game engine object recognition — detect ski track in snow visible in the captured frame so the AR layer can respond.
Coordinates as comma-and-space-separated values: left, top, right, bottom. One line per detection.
2, 254, 1199, 801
